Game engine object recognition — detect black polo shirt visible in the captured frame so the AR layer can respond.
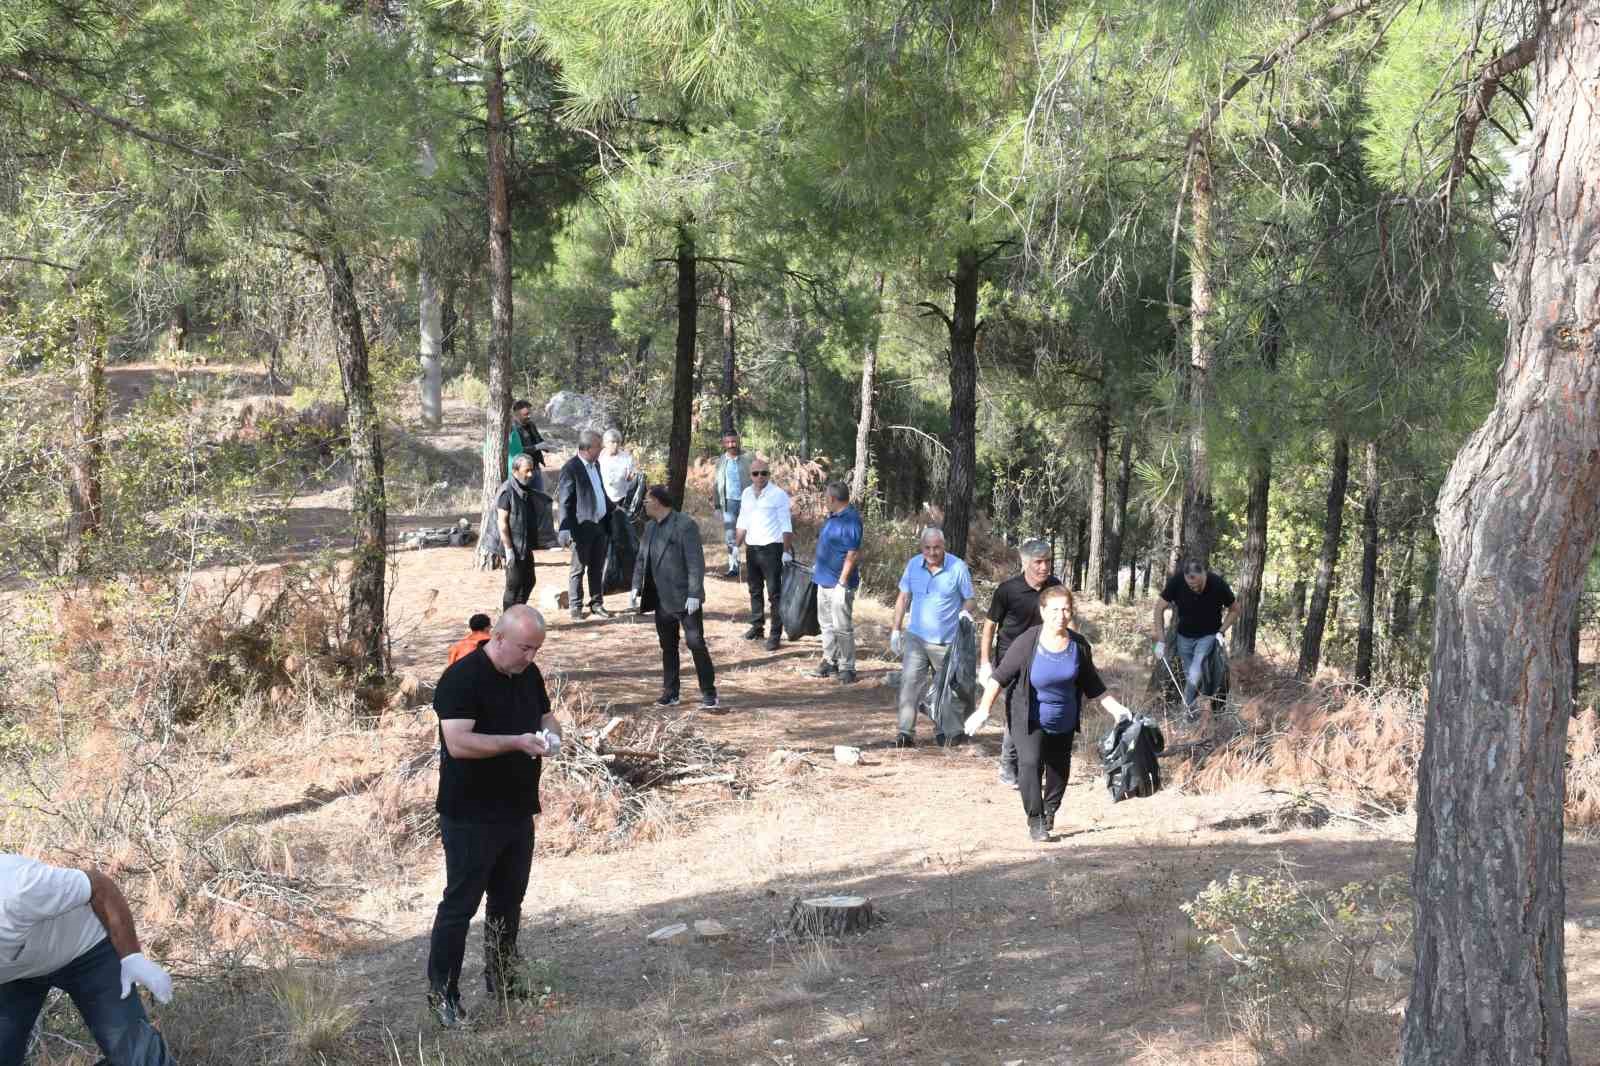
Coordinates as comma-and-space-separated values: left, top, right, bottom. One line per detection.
1160, 571, 1236, 637
986, 573, 1064, 661
433, 646, 550, 821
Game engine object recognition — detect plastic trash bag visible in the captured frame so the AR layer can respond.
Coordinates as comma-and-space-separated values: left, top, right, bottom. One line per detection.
779, 561, 821, 640
1099, 715, 1165, 802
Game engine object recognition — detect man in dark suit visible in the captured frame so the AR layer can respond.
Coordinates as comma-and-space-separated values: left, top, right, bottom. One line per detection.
556, 430, 612, 621
630, 485, 719, 710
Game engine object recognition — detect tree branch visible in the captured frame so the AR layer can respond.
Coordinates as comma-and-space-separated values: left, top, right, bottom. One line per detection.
0, 254, 78, 273
1443, 29, 1542, 207
915, 301, 954, 331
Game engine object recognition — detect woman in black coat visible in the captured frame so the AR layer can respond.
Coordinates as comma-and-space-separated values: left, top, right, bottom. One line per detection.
971, 585, 1131, 841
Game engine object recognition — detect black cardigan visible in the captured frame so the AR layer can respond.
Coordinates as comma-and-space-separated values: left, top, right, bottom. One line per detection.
992, 625, 1106, 737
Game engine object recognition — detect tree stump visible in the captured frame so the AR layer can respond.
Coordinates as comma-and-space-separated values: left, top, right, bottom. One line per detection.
788, 895, 873, 937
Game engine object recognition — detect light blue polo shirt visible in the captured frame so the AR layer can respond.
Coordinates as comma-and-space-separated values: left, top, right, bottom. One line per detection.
898, 552, 973, 644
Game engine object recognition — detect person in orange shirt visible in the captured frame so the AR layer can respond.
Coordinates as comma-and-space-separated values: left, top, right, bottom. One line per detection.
447, 614, 493, 665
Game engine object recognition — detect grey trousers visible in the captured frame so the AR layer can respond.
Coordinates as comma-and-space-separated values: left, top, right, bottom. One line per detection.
897, 633, 962, 737
817, 584, 856, 670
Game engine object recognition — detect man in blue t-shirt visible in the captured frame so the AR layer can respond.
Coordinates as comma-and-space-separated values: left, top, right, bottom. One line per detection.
811, 481, 864, 684
889, 527, 976, 746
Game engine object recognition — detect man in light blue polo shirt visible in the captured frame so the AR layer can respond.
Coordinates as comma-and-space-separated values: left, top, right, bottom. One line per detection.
889, 527, 976, 747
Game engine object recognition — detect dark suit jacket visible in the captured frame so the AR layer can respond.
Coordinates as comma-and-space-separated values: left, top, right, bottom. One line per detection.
557, 454, 611, 534
632, 510, 706, 616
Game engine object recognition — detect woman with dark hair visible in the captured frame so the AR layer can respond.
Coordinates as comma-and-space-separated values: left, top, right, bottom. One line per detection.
447, 613, 494, 665
971, 585, 1131, 841
630, 485, 719, 709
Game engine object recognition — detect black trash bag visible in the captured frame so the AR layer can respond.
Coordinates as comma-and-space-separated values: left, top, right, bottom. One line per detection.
780, 561, 821, 640
602, 507, 641, 594
1099, 716, 1166, 802
927, 615, 978, 733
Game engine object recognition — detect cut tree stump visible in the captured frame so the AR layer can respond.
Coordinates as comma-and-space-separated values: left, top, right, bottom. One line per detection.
788, 895, 874, 937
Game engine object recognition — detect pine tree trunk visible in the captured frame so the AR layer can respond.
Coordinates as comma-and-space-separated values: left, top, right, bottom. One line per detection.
717, 284, 736, 436
797, 356, 811, 461
851, 272, 884, 505
1403, 10, 1599, 1062
1232, 451, 1270, 658
419, 264, 443, 428
318, 248, 387, 683
1391, 524, 1416, 637
1355, 441, 1382, 685
1089, 408, 1109, 601
1182, 134, 1217, 566
1106, 430, 1133, 601
1297, 434, 1348, 680
59, 316, 106, 577
478, 41, 512, 568
1073, 515, 1087, 591
667, 230, 696, 507
943, 249, 979, 559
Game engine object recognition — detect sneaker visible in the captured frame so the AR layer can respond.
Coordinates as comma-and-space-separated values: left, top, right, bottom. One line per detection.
569, 609, 585, 622
426, 989, 468, 1029
894, 732, 915, 748
837, 669, 858, 685
810, 661, 837, 678
998, 765, 1018, 787
764, 634, 781, 652
589, 603, 613, 618
699, 692, 720, 710
742, 625, 764, 641
655, 693, 681, 707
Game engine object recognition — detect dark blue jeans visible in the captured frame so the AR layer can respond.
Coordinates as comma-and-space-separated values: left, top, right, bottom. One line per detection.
0, 937, 174, 1065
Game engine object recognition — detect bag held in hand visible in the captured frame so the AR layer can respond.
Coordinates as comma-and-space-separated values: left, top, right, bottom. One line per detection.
1099, 715, 1165, 802
779, 560, 822, 640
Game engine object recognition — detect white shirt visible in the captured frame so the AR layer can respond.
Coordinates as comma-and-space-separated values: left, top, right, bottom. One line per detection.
0, 854, 106, 982
598, 450, 636, 503
735, 483, 793, 546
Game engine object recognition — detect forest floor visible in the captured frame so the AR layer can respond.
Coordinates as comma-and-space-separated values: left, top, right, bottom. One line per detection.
23, 375, 1600, 1065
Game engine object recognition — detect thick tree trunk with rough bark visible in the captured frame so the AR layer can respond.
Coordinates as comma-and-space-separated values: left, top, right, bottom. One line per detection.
60, 318, 106, 577
1107, 430, 1133, 601
319, 248, 386, 683
667, 232, 696, 507
942, 248, 980, 560
1182, 135, 1217, 566
1089, 409, 1109, 601
1297, 434, 1348, 680
1403, 8, 1600, 1063
1355, 441, 1381, 684
478, 41, 512, 567
717, 284, 736, 436
851, 273, 884, 505
1232, 453, 1270, 658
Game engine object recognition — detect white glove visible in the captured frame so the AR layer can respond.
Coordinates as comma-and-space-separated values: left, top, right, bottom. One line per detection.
889, 630, 902, 656
119, 952, 173, 1004
685, 597, 701, 614
1153, 641, 1165, 659
963, 706, 990, 736
782, 550, 794, 565
537, 730, 561, 757
1102, 695, 1133, 722
628, 591, 639, 611
557, 530, 573, 549
959, 610, 974, 624
977, 663, 992, 686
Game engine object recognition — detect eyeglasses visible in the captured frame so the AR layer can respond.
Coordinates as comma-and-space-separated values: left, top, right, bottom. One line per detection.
751, 470, 769, 477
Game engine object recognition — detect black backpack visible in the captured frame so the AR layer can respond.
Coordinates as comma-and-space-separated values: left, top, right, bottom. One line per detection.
1099, 716, 1165, 802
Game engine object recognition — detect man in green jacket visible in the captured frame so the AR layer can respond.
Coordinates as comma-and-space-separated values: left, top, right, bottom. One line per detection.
506, 400, 545, 484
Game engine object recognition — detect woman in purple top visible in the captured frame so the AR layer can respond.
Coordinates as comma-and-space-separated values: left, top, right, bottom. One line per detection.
972, 585, 1131, 841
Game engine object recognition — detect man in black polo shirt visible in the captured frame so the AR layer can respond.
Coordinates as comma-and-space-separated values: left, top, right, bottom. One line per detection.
1151, 558, 1240, 715
425, 605, 561, 1028
979, 539, 1062, 787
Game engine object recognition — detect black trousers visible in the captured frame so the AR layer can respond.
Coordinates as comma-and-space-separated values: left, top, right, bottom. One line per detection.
567, 521, 609, 608
656, 608, 717, 699
427, 815, 535, 997
1011, 714, 1075, 820
503, 553, 535, 609
744, 543, 784, 632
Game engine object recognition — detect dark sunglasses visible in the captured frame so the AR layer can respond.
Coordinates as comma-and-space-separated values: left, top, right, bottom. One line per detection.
751, 470, 770, 477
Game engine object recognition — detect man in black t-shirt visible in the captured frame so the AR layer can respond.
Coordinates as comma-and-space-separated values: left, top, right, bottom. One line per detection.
979, 539, 1062, 787
1151, 558, 1240, 714
425, 605, 561, 1028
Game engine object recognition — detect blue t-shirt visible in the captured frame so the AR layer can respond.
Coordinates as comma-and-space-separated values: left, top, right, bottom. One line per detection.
721, 458, 744, 510
813, 506, 863, 589
1029, 641, 1081, 734
898, 553, 974, 644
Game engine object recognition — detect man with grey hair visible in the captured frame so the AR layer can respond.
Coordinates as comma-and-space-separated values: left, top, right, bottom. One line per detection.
556, 430, 613, 620
888, 527, 976, 747
1152, 557, 1240, 716
426, 605, 561, 1027
810, 481, 864, 684
979, 539, 1063, 786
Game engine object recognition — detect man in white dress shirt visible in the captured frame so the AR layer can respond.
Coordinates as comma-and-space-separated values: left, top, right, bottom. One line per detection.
0, 854, 175, 1064
734, 458, 794, 652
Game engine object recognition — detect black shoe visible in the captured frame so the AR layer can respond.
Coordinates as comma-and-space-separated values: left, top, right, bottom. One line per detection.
589, 603, 613, 618
894, 732, 915, 748
1028, 816, 1049, 843
742, 625, 764, 641
934, 733, 947, 748
810, 661, 837, 678
1043, 806, 1059, 832
837, 669, 858, 685
764, 634, 781, 652
486, 967, 534, 1002
699, 692, 720, 710
655, 693, 681, 707
569, 609, 585, 622
946, 733, 970, 748
427, 989, 468, 1029
998, 765, 1018, 787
